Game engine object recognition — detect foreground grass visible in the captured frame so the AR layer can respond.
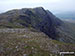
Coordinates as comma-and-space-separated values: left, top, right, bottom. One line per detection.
0, 28, 75, 56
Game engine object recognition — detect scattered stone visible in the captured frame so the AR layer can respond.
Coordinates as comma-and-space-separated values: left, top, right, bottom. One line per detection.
23, 54, 27, 56
15, 46, 18, 48
32, 47, 34, 49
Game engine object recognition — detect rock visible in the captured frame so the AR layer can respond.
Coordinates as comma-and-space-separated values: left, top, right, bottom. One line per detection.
23, 54, 27, 56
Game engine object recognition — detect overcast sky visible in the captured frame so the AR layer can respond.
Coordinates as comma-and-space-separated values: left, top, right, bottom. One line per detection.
0, 0, 75, 14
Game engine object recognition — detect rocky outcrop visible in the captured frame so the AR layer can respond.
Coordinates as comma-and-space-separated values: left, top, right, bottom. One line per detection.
0, 7, 75, 43
0, 7, 62, 39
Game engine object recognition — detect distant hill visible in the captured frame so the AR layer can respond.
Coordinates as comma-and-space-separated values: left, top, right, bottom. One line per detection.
55, 11, 75, 22
0, 7, 75, 44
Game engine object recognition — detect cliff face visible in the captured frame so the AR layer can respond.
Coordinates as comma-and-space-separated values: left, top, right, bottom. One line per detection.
0, 7, 62, 39
0, 7, 75, 43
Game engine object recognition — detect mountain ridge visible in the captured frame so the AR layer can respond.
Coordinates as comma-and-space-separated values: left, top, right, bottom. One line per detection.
0, 7, 75, 43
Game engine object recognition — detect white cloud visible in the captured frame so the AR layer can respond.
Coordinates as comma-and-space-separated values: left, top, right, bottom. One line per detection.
0, 0, 61, 3
0, 0, 75, 13
0, 0, 61, 11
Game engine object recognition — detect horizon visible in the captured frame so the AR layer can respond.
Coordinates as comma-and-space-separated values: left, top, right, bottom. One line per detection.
0, 0, 75, 14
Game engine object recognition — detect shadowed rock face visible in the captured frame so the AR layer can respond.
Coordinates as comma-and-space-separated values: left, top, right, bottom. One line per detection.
0, 7, 75, 43
0, 7, 62, 39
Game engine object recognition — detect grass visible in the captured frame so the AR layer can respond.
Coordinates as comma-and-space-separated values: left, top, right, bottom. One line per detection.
0, 28, 75, 56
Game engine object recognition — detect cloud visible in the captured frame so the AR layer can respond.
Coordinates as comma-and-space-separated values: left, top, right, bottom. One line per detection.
0, 0, 61, 10
0, 0, 61, 4
0, 0, 74, 13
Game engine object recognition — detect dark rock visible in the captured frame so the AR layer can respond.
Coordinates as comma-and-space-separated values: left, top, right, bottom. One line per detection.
0, 7, 75, 43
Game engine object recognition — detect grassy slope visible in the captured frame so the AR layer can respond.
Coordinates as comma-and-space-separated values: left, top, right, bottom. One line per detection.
0, 28, 75, 56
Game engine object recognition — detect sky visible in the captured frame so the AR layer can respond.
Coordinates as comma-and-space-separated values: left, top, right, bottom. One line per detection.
0, 0, 75, 14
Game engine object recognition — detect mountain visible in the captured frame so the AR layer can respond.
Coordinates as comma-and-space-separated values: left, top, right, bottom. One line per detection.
0, 7, 75, 56
0, 7, 75, 44
0, 7, 62, 39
